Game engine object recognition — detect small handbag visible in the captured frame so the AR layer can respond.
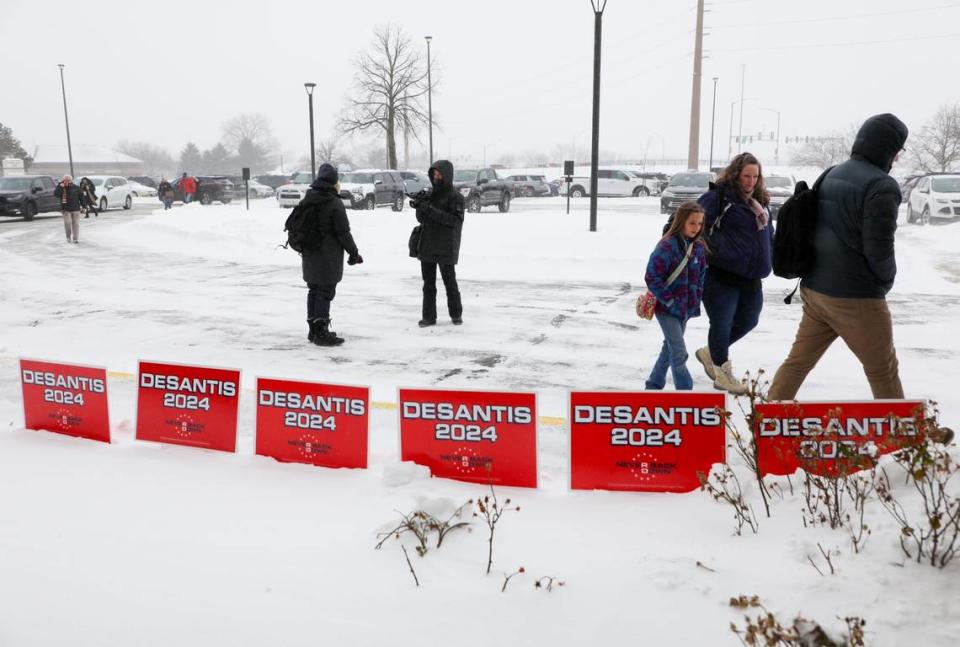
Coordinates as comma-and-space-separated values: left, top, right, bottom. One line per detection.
408, 225, 422, 258
636, 242, 695, 320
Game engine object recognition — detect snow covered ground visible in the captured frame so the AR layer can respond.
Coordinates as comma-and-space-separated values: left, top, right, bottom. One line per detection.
0, 197, 958, 646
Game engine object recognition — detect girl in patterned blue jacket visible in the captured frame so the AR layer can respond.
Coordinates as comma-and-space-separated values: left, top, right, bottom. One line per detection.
644, 202, 708, 390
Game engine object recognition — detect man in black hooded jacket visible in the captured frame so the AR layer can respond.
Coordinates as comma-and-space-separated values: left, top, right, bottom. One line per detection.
411, 159, 465, 327
299, 163, 362, 346
769, 114, 908, 400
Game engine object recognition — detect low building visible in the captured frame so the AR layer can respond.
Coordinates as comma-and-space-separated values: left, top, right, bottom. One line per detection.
30, 144, 145, 177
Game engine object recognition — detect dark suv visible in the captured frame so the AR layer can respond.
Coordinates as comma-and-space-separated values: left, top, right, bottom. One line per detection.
172, 175, 234, 205
0, 175, 60, 220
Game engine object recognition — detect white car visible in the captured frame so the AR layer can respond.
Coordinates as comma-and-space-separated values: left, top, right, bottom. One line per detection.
907, 174, 960, 224
126, 180, 158, 198
561, 169, 653, 197
85, 175, 135, 211
246, 180, 274, 198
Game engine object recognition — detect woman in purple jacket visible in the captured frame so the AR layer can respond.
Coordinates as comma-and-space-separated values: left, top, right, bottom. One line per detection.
644, 202, 708, 390
695, 152, 774, 395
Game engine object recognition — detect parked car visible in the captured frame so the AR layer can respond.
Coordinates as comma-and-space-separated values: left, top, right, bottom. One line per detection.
453, 168, 513, 212
907, 173, 960, 224
339, 170, 406, 211
0, 175, 59, 220
399, 170, 430, 194
170, 175, 233, 205
765, 174, 796, 220
627, 171, 670, 196
506, 174, 551, 197
899, 174, 923, 205
659, 171, 715, 214
127, 176, 157, 189
276, 179, 310, 208
85, 175, 136, 211
227, 177, 275, 199
126, 180, 158, 198
561, 169, 653, 197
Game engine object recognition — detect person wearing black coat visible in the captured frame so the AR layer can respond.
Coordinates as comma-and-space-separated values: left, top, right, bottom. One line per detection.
769, 113, 908, 400
79, 177, 99, 218
299, 163, 363, 346
54, 175, 83, 244
411, 159, 465, 327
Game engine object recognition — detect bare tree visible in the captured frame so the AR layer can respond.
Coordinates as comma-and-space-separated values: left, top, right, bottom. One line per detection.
790, 125, 858, 169
338, 24, 433, 169
910, 103, 960, 173
116, 140, 176, 177
220, 113, 276, 154
316, 137, 352, 169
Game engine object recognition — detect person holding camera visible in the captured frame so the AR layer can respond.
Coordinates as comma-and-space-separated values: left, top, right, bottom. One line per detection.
299, 163, 363, 346
409, 159, 464, 327
54, 175, 83, 244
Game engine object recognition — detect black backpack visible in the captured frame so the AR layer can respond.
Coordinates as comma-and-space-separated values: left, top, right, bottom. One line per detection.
772, 167, 833, 281
283, 203, 324, 253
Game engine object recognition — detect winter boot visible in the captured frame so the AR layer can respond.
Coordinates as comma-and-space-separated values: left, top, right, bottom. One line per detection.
307, 319, 317, 343
695, 347, 716, 380
418, 319, 436, 327
313, 318, 345, 346
713, 360, 747, 395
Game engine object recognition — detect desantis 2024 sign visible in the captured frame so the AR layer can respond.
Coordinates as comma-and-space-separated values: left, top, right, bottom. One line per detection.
399, 388, 537, 488
136, 360, 241, 452
570, 392, 726, 492
755, 400, 924, 477
20, 358, 111, 443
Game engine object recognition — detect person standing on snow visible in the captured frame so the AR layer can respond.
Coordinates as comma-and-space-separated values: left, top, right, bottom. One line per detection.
180, 172, 197, 204
55, 175, 83, 244
299, 163, 363, 346
768, 114, 908, 401
410, 159, 464, 327
158, 178, 174, 210
79, 177, 99, 218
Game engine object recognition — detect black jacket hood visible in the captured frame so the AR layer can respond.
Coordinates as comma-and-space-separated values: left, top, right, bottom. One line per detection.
305, 163, 339, 203
429, 160, 454, 193
851, 113, 908, 173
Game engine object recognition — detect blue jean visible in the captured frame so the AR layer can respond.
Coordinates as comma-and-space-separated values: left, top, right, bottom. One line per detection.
702, 272, 763, 366
184, 193, 193, 204
307, 283, 336, 320
646, 313, 692, 390
162, 198, 173, 210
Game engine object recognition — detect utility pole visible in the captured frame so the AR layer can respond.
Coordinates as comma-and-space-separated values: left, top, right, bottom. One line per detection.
57, 64, 74, 178
425, 36, 434, 164
708, 77, 718, 171
403, 89, 410, 169
588, 0, 608, 233
686, 0, 705, 170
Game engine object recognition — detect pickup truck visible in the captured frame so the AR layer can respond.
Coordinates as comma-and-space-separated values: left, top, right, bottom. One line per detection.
561, 169, 655, 198
452, 168, 513, 213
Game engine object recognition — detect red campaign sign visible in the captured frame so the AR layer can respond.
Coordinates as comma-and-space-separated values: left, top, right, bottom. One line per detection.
136, 360, 241, 452
20, 358, 111, 443
570, 391, 726, 493
399, 388, 538, 488
255, 377, 369, 469
755, 400, 925, 477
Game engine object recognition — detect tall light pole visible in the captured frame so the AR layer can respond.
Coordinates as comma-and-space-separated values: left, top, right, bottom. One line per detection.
57, 64, 74, 178
708, 76, 718, 171
737, 64, 746, 153
304, 82, 317, 179
759, 107, 781, 165
728, 97, 756, 160
686, 0, 705, 170
588, 0, 608, 233
425, 36, 434, 165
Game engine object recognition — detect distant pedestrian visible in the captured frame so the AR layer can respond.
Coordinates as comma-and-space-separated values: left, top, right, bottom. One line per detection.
643, 202, 708, 390
180, 172, 197, 204
410, 159, 464, 327
298, 163, 363, 346
79, 177, 99, 218
55, 175, 82, 244
694, 152, 774, 395
158, 178, 174, 210
768, 114, 909, 401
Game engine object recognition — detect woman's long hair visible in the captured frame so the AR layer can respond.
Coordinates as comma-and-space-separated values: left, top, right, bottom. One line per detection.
662, 201, 707, 250
717, 152, 769, 206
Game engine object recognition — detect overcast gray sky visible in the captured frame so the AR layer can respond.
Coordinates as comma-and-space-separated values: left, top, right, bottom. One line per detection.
3, 0, 959, 167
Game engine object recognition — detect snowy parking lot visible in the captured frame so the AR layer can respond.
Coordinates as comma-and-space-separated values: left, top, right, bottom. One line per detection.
1, 196, 958, 646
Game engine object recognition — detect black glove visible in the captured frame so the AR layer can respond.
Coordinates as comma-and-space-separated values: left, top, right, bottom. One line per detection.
347, 253, 363, 265
408, 189, 431, 209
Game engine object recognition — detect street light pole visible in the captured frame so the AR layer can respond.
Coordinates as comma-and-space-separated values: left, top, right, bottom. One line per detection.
708, 76, 718, 171
737, 64, 746, 153
589, 0, 608, 233
759, 107, 782, 165
425, 36, 433, 165
304, 82, 317, 180
57, 64, 74, 178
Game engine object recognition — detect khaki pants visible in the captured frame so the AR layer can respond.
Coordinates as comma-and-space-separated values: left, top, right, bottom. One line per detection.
62, 211, 80, 242
768, 286, 903, 400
